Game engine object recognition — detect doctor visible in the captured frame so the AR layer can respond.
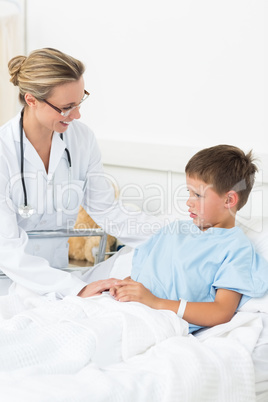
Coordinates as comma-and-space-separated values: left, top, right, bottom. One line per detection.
0, 48, 160, 298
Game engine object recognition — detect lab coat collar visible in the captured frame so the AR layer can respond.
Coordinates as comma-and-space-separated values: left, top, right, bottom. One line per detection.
23, 131, 67, 175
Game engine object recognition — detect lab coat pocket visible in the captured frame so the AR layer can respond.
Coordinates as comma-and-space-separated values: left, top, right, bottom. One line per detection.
53, 179, 85, 215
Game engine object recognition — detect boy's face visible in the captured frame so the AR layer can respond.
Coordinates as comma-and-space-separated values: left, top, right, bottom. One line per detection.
186, 175, 232, 231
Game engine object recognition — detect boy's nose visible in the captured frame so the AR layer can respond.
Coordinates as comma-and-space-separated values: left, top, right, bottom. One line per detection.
186, 197, 193, 207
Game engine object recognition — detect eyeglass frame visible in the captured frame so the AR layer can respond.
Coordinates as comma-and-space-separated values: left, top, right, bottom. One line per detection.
42, 89, 90, 117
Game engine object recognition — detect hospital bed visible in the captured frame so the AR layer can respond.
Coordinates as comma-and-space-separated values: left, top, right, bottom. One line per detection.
0, 218, 267, 401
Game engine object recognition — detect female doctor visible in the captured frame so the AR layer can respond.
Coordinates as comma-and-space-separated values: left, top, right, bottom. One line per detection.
0, 48, 158, 298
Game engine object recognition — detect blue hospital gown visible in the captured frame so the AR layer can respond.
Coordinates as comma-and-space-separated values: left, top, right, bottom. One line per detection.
131, 220, 268, 333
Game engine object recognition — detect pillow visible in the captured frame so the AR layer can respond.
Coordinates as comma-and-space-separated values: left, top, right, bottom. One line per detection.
238, 293, 268, 313
236, 216, 268, 261
236, 216, 268, 312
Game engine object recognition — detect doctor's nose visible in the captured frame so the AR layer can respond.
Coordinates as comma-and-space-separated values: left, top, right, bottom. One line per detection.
69, 107, 81, 120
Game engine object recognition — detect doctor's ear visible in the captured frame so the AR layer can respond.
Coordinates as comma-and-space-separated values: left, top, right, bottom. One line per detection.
24, 93, 38, 108
224, 191, 239, 209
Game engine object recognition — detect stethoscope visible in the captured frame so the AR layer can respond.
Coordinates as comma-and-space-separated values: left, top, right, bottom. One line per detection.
18, 109, 72, 218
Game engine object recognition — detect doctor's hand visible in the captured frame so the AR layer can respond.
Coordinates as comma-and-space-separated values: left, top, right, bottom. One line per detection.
77, 278, 122, 298
110, 277, 159, 309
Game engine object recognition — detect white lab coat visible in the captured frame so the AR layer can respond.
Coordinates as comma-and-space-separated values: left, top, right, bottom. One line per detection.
0, 112, 164, 297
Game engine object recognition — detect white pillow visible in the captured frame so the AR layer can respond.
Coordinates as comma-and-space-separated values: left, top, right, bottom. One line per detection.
236, 216, 268, 312
238, 293, 268, 313
236, 216, 268, 261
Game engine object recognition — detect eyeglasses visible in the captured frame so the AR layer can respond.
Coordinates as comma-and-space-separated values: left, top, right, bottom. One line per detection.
43, 89, 90, 117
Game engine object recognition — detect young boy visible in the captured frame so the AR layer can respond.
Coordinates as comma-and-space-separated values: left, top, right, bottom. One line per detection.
110, 145, 268, 333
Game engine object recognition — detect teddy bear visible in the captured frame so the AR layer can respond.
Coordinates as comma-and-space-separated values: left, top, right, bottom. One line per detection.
68, 206, 116, 265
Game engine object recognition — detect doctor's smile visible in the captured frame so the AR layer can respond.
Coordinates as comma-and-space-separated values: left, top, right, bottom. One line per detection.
60, 121, 72, 127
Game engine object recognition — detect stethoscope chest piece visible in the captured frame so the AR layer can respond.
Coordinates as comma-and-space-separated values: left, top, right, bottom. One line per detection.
18, 204, 35, 218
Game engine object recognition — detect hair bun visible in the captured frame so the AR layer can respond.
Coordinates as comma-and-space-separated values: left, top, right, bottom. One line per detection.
8, 55, 27, 86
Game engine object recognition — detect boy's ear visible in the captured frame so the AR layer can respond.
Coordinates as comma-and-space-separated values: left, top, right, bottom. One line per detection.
225, 190, 239, 209
24, 93, 37, 108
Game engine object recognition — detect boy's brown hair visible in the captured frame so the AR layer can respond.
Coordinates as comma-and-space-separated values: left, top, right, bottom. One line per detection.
185, 144, 258, 210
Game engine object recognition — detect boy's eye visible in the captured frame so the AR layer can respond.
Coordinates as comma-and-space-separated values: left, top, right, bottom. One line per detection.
186, 188, 202, 198
62, 106, 72, 111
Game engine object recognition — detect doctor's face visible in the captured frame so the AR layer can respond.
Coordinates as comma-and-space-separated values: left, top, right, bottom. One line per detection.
37, 77, 85, 133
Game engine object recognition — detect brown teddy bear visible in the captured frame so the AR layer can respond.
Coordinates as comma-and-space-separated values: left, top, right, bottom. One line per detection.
68, 206, 116, 265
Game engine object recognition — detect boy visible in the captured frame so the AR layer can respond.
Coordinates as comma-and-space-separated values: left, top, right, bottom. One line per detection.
110, 145, 268, 333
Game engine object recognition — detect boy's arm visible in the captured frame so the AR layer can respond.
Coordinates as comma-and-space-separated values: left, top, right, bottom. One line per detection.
110, 278, 242, 328
176, 288, 242, 327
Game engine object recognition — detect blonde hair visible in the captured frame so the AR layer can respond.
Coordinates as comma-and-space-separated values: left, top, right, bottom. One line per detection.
185, 144, 258, 210
8, 48, 85, 105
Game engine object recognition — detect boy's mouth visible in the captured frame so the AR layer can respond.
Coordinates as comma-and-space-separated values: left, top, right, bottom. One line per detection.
189, 211, 198, 219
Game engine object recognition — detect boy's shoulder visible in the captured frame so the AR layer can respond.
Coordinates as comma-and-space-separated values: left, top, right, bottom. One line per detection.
153, 219, 253, 244
159, 221, 253, 249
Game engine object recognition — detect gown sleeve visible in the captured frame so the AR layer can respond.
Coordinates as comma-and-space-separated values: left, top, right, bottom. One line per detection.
212, 235, 268, 304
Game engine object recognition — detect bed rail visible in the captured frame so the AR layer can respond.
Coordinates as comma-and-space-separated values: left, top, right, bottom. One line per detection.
0, 228, 108, 278
27, 228, 108, 264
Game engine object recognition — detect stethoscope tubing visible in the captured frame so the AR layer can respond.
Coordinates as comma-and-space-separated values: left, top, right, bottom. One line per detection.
19, 109, 72, 217
20, 110, 28, 207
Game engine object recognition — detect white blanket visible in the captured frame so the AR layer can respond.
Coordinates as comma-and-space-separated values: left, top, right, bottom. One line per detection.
0, 292, 260, 402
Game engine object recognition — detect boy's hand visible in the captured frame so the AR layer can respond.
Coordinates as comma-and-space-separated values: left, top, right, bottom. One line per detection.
110, 277, 158, 309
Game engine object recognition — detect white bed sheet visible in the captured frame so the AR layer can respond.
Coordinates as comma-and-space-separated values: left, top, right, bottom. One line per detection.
253, 313, 268, 402
0, 289, 266, 402
0, 215, 267, 402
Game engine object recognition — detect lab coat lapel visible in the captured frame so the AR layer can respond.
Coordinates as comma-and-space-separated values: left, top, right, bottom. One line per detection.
23, 138, 45, 172
48, 132, 67, 176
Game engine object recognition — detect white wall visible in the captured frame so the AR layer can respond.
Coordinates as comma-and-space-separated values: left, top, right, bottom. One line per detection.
24, 1, 268, 221
0, 0, 25, 124
26, 1, 267, 149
